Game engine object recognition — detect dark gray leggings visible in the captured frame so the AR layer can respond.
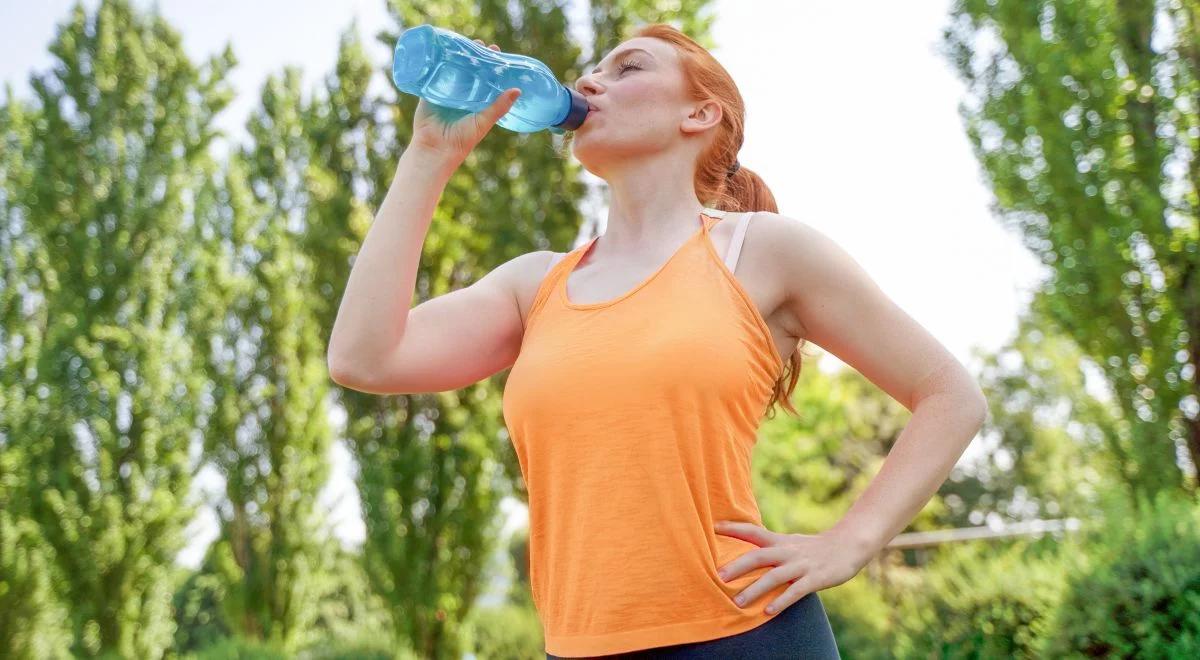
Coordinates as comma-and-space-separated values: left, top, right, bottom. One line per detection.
545, 591, 841, 659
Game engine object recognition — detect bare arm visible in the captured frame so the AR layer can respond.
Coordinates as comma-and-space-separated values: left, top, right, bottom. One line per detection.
327, 146, 457, 379
327, 68, 527, 395
767, 213, 989, 553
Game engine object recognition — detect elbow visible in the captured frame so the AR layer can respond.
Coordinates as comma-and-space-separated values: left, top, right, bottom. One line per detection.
327, 350, 359, 388
327, 328, 367, 386
969, 385, 989, 427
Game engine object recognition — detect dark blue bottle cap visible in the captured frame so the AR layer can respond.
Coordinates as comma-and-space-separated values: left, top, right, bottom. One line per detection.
554, 86, 590, 131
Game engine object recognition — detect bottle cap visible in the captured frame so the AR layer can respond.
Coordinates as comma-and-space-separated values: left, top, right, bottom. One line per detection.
554, 87, 590, 131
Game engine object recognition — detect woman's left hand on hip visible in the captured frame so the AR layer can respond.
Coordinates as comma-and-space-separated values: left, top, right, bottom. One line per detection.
713, 520, 873, 615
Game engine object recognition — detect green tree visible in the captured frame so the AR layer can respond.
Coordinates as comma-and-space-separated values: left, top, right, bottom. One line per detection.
940, 0, 1200, 496
0, 435, 71, 658
189, 69, 339, 650
1, 91, 73, 660
0, 0, 233, 655
938, 312, 1126, 528
755, 355, 947, 535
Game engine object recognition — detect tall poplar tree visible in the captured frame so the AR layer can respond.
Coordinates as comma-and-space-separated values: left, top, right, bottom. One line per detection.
191, 69, 339, 650
0, 0, 234, 655
0, 92, 73, 660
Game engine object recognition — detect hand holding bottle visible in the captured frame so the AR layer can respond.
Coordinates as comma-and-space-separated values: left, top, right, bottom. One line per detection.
393, 25, 589, 137
410, 39, 521, 164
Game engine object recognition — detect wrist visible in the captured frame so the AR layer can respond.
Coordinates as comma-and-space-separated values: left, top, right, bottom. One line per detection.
826, 519, 886, 564
400, 144, 461, 180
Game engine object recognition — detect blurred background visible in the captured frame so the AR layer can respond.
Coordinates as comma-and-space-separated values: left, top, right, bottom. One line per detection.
1, 0, 1197, 658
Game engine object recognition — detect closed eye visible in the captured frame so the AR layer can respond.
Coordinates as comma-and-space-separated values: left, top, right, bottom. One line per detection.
618, 61, 642, 74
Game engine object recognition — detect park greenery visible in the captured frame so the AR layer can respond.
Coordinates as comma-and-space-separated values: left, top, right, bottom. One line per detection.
2, 0, 1198, 657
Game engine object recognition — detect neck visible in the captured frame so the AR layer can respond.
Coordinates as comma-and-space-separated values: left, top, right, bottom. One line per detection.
596, 151, 707, 259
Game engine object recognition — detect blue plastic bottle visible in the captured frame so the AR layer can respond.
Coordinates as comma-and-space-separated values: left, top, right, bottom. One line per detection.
392, 24, 590, 135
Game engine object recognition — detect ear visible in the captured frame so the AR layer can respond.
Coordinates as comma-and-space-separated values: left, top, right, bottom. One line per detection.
681, 98, 723, 135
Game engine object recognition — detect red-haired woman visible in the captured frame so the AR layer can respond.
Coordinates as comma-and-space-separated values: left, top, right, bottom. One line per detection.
329, 24, 987, 660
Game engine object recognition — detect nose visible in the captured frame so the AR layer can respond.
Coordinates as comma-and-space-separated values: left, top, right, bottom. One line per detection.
574, 73, 602, 96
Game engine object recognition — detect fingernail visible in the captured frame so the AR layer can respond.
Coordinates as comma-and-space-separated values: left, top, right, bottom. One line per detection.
717, 570, 728, 581
734, 595, 744, 606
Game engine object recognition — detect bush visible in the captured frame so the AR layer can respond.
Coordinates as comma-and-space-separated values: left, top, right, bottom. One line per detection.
186, 637, 290, 660
891, 537, 1068, 659
820, 573, 894, 660
294, 631, 398, 660
1040, 491, 1200, 658
463, 603, 545, 659
172, 567, 231, 654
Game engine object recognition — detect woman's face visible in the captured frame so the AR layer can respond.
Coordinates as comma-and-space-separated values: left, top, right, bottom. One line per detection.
570, 37, 692, 175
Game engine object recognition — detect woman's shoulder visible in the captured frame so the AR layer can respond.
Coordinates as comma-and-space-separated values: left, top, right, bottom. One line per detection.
507, 248, 572, 325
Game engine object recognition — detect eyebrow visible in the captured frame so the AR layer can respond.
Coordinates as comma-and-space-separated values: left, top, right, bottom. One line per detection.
590, 48, 655, 74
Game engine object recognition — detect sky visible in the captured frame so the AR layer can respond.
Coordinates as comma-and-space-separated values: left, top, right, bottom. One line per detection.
1, 0, 1046, 594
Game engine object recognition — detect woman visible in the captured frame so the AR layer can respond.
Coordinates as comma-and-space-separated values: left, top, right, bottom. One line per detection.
328, 23, 988, 659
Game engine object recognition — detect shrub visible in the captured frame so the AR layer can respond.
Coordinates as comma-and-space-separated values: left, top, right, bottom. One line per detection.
1040, 491, 1200, 658
187, 637, 290, 659
295, 630, 398, 660
820, 573, 894, 660
891, 538, 1068, 659
463, 603, 545, 659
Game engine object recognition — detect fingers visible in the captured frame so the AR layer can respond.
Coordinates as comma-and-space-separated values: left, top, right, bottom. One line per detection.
762, 574, 817, 615
714, 520, 782, 547
716, 545, 789, 583
469, 39, 517, 124
483, 88, 521, 125
729, 562, 808, 613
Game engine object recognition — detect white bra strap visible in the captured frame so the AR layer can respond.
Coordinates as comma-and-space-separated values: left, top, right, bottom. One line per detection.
724, 211, 755, 274
544, 251, 567, 277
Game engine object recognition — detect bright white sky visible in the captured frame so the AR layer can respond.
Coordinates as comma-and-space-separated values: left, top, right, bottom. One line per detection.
2, 0, 1044, 579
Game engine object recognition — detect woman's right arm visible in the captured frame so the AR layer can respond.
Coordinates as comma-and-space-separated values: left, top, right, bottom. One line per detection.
327, 144, 544, 395
328, 38, 528, 394
326, 146, 443, 385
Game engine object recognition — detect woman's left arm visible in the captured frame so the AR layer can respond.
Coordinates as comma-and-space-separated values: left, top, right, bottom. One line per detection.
715, 213, 988, 614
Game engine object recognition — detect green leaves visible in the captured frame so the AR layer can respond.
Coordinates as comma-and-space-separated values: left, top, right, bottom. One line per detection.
2, 0, 239, 656
942, 0, 1198, 495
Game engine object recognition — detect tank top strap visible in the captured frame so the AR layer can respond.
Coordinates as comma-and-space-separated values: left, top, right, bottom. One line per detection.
528, 239, 592, 326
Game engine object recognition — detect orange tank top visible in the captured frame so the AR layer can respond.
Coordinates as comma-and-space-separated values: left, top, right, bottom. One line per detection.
502, 210, 787, 657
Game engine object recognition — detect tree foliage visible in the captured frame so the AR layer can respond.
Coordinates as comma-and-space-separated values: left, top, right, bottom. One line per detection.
1, 0, 233, 655
940, 0, 1200, 495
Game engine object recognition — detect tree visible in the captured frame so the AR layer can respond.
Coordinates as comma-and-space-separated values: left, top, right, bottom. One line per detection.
940, 0, 1200, 496
188, 69, 339, 650
0, 0, 234, 655
754, 355, 946, 536
1, 90, 74, 660
939, 312, 1125, 527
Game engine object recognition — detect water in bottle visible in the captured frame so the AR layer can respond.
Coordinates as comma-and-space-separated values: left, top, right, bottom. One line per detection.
392, 24, 590, 135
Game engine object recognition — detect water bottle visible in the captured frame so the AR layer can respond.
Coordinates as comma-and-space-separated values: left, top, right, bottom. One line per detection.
392, 24, 590, 135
